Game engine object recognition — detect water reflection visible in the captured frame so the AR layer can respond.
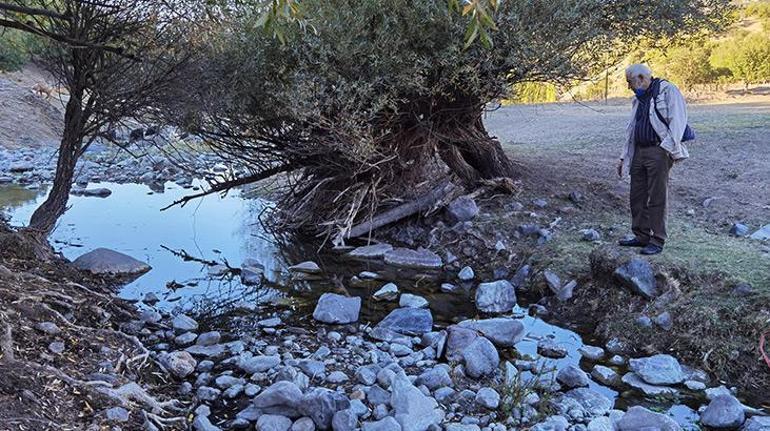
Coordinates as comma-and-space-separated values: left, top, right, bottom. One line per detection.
3, 180, 284, 310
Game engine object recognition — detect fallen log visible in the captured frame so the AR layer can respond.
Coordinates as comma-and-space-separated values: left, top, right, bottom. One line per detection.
342, 181, 458, 242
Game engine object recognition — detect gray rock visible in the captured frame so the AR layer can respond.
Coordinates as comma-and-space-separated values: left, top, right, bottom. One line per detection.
216, 375, 245, 389
434, 387, 456, 404
730, 223, 750, 237
253, 381, 304, 418
414, 367, 452, 390
700, 395, 745, 428
621, 373, 678, 397
537, 340, 568, 358
653, 312, 673, 330
440, 283, 461, 293
239, 354, 282, 374
105, 406, 130, 422
399, 293, 429, 309
193, 414, 222, 431
531, 416, 569, 431
331, 409, 358, 431
390, 372, 444, 431
475, 387, 500, 409
312, 293, 361, 324
445, 425, 481, 431
236, 404, 263, 421
635, 315, 653, 328
356, 365, 379, 386
300, 387, 351, 429
173, 314, 199, 332
76, 187, 112, 198
365, 385, 390, 406
197, 331, 222, 346
373, 283, 399, 301
562, 388, 613, 416
628, 354, 684, 385
578, 346, 605, 361
257, 414, 293, 431
742, 416, 770, 431
474, 280, 517, 314
72, 248, 151, 275
461, 337, 499, 378
556, 365, 590, 389
613, 258, 657, 299
580, 229, 601, 242
458, 266, 475, 281
140, 309, 162, 324
616, 406, 681, 431
298, 360, 326, 378
186, 343, 227, 358
175, 332, 197, 346
348, 243, 394, 259
750, 224, 770, 241
197, 386, 221, 401
384, 248, 443, 270
291, 417, 316, 431
456, 318, 525, 347
289, 261, 321, 273
159, 351, 197, 378
444, 326, 479, 362
586, 417, 613, 431
362, 417, 401, 431
375, 307, 433, 336
447, 196, 479, 222
35, 322, 61, 335
684, 380, 706, 391
326, 371, 348, 384
591, 365, 619, 386
143, 292, 160, 304
48, 341, 65, 354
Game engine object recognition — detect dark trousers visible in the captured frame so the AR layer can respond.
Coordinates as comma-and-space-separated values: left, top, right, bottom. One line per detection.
630, 145, 673, 247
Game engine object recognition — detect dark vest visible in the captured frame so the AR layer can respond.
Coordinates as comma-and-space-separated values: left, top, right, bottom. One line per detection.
634, 78, 662, 147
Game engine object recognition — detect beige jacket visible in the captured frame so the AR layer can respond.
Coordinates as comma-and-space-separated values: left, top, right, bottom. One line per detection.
621, 80, 690, 176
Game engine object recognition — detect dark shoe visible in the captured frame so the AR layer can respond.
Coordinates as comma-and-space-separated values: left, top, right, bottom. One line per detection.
618, 238, 647, 247
640, 244, 663, 255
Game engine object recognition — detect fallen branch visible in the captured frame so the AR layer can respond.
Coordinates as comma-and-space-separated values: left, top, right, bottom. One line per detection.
341, 181, 457, 242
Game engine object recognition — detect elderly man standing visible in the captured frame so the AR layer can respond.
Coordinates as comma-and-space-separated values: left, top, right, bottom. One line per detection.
617, 64, 691, 255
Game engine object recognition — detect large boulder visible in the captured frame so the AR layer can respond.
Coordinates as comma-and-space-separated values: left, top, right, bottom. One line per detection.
383, 248, 443, 270
72, 248, 151, 275
312, 293, 361, 324
457, 318, 525, 347
474, 280, 516, 314
628, 354, 684, 385
561, 388, 613, 417
742, 416, 770, 431
700, 395, 745, 429
300, 387, 351, 429
616, 406, 681, 431
390, 372, 444, 431
613, 258, 657, 299
461, 337, 499, 379
375, 307, 433, 336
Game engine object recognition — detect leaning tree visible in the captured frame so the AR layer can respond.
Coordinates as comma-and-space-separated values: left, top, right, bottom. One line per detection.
164, 0, 731, 244
0, 0, 191, 238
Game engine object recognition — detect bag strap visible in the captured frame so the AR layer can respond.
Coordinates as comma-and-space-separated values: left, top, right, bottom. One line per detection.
651, 79, 670, 129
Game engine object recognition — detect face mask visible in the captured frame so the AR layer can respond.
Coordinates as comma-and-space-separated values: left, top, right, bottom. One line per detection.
633, 88, 647, 98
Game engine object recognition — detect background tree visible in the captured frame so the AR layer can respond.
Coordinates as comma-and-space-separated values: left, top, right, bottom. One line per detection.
0, 0, 190, 238
164, 0, 732, 244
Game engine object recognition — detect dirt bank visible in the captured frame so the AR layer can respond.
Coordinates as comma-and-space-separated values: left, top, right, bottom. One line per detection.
0, 224, 185, 431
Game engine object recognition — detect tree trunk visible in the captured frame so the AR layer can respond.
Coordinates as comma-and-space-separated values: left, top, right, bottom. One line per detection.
27, 92, 85, 237
440, 113, 516, 185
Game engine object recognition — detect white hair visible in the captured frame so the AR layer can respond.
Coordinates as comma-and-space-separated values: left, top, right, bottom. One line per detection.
625, 63, 652, 79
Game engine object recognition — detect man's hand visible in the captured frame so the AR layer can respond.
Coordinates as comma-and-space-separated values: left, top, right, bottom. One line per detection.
617, 159, 624, 178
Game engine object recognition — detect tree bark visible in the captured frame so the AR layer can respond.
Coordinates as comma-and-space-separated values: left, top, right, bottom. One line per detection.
27, 91, 85, 237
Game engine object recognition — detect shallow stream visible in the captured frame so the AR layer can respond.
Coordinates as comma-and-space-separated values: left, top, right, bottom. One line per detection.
0, 181, 728, 428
